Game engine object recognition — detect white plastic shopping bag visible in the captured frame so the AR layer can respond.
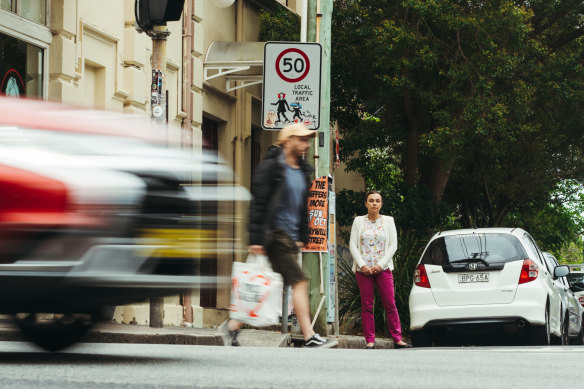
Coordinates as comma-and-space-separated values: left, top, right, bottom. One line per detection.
229, 254, 283, 327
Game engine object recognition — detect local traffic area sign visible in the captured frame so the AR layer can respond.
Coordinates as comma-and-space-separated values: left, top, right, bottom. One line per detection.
262, 42, 322, 130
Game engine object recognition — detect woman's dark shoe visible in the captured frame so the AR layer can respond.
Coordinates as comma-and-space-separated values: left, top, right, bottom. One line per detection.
394, 342, 412, 349
364, 344, 375, 349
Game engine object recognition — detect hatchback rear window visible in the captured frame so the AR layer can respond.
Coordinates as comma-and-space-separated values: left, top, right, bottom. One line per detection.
420, 233, 528, 266
567, 273, 584, 292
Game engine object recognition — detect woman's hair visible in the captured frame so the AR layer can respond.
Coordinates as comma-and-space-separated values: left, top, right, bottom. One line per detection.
365, 190, 382, 202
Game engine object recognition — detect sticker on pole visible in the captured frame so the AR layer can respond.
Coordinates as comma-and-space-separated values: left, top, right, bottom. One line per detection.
262, 42, 322, 130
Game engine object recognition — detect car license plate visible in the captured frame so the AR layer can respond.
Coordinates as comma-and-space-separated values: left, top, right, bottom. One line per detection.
458, 273, 489, 283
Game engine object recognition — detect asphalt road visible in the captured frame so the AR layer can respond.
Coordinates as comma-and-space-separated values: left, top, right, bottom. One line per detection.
0, 341, 583, 388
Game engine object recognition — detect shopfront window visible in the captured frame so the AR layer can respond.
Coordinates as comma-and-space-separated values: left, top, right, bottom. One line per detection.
1, 0, 46, 25
0, 32, 44, 97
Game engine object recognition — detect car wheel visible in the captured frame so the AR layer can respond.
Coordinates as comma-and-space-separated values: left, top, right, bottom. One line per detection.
562, 315, 570, 345
13, 313, 95, 352
411, 329, 433, 347
558, 314, 569, 345
570, 317, 584, 345
552, 313, 569, 346
529, 308, 550, 346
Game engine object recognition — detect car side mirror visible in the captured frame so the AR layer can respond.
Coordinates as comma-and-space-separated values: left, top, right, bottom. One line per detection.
553, 265, 570, 279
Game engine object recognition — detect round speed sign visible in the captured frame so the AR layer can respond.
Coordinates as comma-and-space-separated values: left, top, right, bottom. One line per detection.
275, 48, 311, 83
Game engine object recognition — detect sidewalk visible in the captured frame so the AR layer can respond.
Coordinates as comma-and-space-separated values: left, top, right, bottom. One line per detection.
0, 319, 396, 349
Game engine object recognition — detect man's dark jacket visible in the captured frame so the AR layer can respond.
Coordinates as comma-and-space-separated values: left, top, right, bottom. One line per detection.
248, 145, 313, 247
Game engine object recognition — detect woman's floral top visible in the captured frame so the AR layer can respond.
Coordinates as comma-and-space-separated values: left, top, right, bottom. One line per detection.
360, 217, 385, 268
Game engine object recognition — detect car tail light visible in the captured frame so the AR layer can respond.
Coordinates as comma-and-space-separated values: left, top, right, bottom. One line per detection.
0, 164, 68, 224
518, 259, 539, 284
579, 296, 584, 308
414, 264, 431, 288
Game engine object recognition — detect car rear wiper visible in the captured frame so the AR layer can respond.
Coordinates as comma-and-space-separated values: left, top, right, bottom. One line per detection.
449, 257, 490, 267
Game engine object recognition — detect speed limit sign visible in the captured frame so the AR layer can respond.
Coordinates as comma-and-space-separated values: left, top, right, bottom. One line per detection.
262, 42, 322, 130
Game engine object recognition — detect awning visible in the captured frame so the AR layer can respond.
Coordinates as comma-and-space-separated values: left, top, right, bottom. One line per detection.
204, 41, 265, 92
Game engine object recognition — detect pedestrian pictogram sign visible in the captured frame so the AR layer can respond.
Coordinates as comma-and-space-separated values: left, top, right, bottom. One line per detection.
262, 42, 322, 130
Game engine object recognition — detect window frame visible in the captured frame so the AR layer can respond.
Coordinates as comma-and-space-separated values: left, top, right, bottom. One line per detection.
0, 4, 51, 99
523, 233, 548, 271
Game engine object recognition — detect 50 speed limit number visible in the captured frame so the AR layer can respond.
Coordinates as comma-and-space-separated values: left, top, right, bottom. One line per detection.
276, 48, 311, 83
262, 42, 322, 130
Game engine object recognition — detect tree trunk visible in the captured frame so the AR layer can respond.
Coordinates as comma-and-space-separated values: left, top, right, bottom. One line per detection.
421, 157, 452, 202
403, 89, 418, 187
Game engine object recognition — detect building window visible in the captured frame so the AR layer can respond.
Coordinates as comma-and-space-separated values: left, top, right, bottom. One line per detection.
0, 32, 44, 97
1, 0, 47, 25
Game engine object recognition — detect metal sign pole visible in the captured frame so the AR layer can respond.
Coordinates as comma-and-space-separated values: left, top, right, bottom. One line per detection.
148, 24, 170, 328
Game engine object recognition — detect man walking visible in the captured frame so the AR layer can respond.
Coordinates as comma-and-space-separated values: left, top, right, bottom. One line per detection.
221, 123, 337, 348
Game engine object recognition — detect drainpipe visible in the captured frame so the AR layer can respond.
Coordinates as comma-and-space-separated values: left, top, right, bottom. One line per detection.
181, 0, 194, 325
301, 0, 308, 42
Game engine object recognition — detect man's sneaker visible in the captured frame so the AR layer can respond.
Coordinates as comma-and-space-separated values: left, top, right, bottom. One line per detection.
303, 333, 338, 348
219, 320, 240, 346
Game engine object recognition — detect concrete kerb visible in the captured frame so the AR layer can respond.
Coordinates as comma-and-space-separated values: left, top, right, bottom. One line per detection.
0, 319, 396, 349
291, 334, 395, 349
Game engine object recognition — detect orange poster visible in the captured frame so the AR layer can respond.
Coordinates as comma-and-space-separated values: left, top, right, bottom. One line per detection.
303, 176, 328, 252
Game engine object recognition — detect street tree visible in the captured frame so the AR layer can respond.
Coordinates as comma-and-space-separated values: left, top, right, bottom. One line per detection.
332, 0, 584, 232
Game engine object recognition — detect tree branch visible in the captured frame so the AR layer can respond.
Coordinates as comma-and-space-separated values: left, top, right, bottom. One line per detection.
550, 27, 584, 51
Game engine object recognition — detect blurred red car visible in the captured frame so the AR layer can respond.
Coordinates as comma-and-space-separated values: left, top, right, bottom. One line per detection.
0, 97, 249, 350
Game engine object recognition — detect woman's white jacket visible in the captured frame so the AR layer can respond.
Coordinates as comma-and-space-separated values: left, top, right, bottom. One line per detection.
349, 215, 398, 273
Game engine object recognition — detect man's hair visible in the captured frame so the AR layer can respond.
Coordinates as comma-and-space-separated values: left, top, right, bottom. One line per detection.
277, 123, 317, 144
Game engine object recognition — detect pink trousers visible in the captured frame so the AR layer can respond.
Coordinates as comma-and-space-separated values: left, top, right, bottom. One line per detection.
356, 269, 402, 343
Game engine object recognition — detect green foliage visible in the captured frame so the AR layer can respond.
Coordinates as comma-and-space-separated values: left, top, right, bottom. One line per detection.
555, 241, 584, 265
258, 8, 300, 42
332, 0, 584, 242
332, 0, 584, 336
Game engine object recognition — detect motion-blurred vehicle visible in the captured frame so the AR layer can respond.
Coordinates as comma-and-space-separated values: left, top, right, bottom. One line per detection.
0, 97, 249, 350
542, 252, 584, 344
409, 228, 570, 347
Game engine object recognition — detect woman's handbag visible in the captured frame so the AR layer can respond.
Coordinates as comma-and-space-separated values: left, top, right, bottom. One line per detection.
229, 254, 283, 327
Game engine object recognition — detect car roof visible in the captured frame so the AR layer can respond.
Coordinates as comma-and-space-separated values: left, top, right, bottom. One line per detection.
431, 227, 525, 240
0, 97, 171, 144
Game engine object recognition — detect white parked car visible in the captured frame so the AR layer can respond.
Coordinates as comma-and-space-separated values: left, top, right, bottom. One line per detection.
409, 228, 570, 347
567, 264, 584, 315
542, 253, 584, 344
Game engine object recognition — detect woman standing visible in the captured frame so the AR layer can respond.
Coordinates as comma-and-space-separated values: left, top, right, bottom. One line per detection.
349, 190, 411, 349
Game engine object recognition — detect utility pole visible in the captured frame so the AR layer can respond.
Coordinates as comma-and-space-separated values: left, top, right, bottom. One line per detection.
149, 25, 169, 123
135, 0, 185, 328
303, 0, 333, 336
148, 24, 169, 328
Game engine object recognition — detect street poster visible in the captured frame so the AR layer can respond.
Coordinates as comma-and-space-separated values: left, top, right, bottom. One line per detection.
262, 42, 322, 130
327, 191, 336, 323
303, 176, 328, 252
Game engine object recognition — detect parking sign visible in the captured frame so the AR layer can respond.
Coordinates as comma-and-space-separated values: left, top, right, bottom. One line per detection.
262, 42, 322, 130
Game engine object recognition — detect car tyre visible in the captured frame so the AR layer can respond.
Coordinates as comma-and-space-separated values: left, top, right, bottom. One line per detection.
551, 313, 569, 346
13, 313, 95, 352
529, 308, 550, 346
411, 329, 432, 347
561, 314, 569, 346
570, 317, 584, 345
